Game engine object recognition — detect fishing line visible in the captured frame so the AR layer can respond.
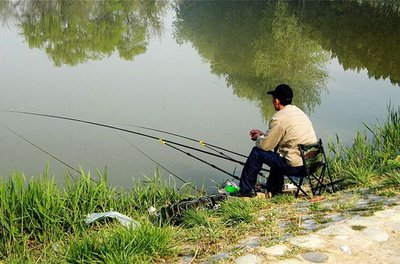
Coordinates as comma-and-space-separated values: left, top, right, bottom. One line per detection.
116, 132, 204, 194
1, 110, 248, 167
118, 123, 248, 158
163, 142, 241, 181
0, 122, 81, 177
119, 122, 270, 175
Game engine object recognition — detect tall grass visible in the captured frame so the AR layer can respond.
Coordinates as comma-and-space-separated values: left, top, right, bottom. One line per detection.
217, 198, 254, 226
0, 168, 193, 262
329, 105, 400, 187
66, 222, 177, 263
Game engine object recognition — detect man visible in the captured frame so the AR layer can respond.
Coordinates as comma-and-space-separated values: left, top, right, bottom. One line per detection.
238, 84, 317, 197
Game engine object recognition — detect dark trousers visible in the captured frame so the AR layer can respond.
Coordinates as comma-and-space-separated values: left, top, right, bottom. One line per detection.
239, 147, 305, 194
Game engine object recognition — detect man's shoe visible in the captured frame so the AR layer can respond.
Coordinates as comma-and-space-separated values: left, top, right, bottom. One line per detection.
234, 189, 256, 198
255, 183, 268, 192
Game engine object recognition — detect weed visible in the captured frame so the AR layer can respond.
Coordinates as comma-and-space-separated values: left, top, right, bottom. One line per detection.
312, 213, 332, 224
279, 246, 303, 260
181, 209, 212, 228
382, 171, 400, 189
309, 202, 326, 212
217, 198, 254, 226
377, 189, 398, 197
351, 225, 366, 231
270, 194, 296, 204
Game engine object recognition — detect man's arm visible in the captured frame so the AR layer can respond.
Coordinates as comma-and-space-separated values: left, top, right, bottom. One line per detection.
255, 119, 284, 151
249, 129, 264, 141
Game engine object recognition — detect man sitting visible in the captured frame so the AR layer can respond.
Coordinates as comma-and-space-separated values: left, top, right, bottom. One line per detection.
239, 84, 317, 197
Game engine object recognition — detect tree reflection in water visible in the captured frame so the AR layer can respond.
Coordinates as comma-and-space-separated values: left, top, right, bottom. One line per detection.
174, 1, 329, 119
1, 0, 398, 119
174, 0, 400, 120
7, 0, 167, 66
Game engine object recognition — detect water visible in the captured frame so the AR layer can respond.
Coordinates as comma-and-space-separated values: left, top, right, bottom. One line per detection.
0, 1, 399, 189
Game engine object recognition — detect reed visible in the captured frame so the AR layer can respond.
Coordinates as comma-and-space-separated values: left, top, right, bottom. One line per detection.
328, 105, 400, 187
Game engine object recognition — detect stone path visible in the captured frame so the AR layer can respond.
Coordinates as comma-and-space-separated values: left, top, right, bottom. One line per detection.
193, 192, 400, 264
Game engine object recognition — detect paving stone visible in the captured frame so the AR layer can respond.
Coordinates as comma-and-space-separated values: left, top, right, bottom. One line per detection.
345, 215, 381, 226
302, 219, 317, 231
334, 235, 350, 240
368, 195, 386, 203
374, 208, 400, 220
290, 234, 327, 250
239, 236, 261, 248
177, 255, 193, 264
339, 245, 352, 255
390, 222, 400, 232
301, 252, 329, 263
357, 199, 369, 206
210, 252, 230, 262
316, 223, 356, 236
258, 244, 288, 256
384, 198, 399, 206
282, 233, 294, 241
275, 260, 304, 264
362, 227, 389, 242
235, 254, 261, 264
335, 235, 374, 254
326, 213, 344, 222
279, 220, 290, 228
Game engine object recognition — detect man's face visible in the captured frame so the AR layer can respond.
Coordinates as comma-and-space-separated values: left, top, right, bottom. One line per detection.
272, 97, 280, 111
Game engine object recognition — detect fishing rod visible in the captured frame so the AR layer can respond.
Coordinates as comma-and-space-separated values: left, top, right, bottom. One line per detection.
1, 110, 265, 181
1, 122, 201, 195
0, 121, 198, 193
1, 110, 247, 166
119, 123, 270, 175
118, 123, 248, 159
163, 141, 241, 181
0, 122, 81, 178
117, 132, 204, 194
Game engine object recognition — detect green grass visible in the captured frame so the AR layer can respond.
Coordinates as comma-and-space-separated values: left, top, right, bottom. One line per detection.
217, 198, 254, 226
383, 170, 400, 189
0, 169, 193, 262
66, 222, 177, 263
328, 105, 400, 188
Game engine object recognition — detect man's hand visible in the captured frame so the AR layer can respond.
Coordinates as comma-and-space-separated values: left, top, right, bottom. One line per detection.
249, 129, 264, 141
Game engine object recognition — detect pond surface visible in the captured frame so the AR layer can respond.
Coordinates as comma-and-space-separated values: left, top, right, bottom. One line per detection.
0, 1, 399, 189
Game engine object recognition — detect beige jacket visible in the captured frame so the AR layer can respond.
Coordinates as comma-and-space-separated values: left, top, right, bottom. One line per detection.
256, 105, 317, 167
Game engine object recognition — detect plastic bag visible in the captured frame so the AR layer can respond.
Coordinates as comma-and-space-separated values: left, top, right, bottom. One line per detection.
84, 211, 140, 228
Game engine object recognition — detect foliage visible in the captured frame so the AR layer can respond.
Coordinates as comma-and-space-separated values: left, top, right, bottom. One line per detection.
329, 105, 400, 187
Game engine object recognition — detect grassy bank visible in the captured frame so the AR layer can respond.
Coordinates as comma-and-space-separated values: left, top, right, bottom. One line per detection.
328, 105, 400, 191
0, 106, 399, 263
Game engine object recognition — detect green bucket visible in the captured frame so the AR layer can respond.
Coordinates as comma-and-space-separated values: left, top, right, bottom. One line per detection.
225, 185, 240, 194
